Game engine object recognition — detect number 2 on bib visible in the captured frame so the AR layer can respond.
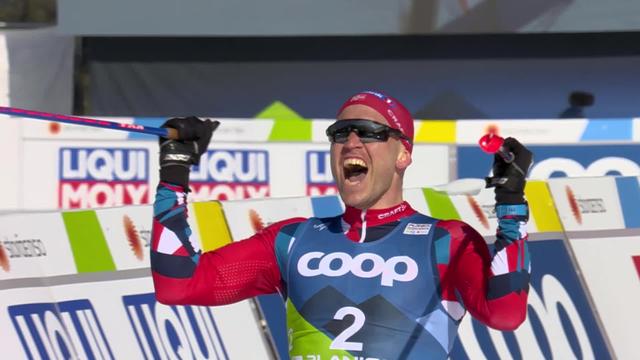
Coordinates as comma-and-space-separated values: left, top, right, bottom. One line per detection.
329, 306, 365, 351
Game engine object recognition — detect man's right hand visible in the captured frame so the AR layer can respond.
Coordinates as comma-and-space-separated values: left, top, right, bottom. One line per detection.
159, 116, 220, 188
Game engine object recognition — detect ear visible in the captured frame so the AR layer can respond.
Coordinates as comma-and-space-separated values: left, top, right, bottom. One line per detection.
396, 148, 412, 171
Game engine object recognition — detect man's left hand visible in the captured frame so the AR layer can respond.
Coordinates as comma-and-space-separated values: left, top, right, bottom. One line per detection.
485, 137, 533, 204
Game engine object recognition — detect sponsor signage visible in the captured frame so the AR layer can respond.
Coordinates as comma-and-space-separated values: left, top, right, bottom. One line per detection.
58, 147, 150, 208
565, 235, 640, 359
305, 150, 337, 196
457, 144, 640, 180
8, 299, 114, 359
0, 213, 76, 280
1, 279, 273, 359
123, 293, 228, 359
190, 149, 270, 201
456, 120, 587, 144
96, 206, 153, 270
453, 238, 610, 359
296, 252, 419, 287
222, 197, 315, 240
547, 177, 624, 231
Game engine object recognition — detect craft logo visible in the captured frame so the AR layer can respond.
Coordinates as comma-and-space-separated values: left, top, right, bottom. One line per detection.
306, 151, 337, 196
190, 149, 269, 201
466, 196, 492, 229
123, 293, 229, 359
8, 299, 114, 359
565, 186, 606, 224
378, 203, 407, 220
59, 147, 149, 209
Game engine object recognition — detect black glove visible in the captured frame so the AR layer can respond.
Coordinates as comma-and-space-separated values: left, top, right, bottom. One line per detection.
159, 116, 220, 188
485, 137, 533, 204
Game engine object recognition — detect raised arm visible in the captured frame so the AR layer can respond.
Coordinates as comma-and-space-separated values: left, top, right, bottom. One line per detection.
149, 116, 304, 306
435, 137, 533, 330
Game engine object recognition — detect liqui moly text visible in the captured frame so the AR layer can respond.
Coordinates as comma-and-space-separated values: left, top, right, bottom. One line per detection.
189, 149, 270, 201
59, 148, 149, 209
9, 300, 114, 359
123, 293, 228, 359
306, 151, 337, 196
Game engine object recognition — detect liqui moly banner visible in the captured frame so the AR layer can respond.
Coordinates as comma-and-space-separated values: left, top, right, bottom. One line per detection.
306, 150, 337, 196
0, 279, 274, 359
58, 147, 150, 209
189, 149, 270, 201
20, 141, 451, 210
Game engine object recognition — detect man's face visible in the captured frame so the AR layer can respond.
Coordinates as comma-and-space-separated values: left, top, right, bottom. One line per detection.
330, 104, 410, 209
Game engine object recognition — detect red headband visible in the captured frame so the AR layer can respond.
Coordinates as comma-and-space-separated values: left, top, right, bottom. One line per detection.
337, 91, 414, 153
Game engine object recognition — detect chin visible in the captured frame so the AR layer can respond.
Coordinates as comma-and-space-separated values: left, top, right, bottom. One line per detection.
339, 192, 364, 209
340, 191, 375, 210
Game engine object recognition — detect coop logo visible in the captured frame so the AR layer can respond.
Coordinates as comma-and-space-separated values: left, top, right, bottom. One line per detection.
8, 299, 114, 359
59, 147, 149, 209
458, 275, 603, 359
297, 252, 418, 287
565, 186, 606, 224
190, 149, 269, 201
123, 293, 229, 359
306, 151, 337, 196
530, 156, 640, 179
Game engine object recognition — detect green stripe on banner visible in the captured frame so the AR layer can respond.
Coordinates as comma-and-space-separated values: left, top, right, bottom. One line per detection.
255, 101, 312, 141
62, 211, 116, 273
268, 119, 312, 141
422, 188, 461, 220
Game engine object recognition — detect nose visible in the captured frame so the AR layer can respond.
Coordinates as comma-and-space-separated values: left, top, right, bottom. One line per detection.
343, 131, 363, 148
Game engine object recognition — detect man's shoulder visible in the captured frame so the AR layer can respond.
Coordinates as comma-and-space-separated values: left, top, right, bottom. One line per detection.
433, 218, 480, 240
261, 217, 308, 237
268, 214, 344, 236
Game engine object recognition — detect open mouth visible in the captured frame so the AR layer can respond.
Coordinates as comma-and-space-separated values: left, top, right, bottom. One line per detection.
343, 158, 368, 183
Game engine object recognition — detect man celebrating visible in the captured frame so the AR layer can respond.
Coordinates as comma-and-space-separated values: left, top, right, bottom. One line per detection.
150, 91, 533, 359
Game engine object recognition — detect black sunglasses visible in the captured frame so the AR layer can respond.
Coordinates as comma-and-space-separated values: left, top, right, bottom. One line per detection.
326, 119, 412, 144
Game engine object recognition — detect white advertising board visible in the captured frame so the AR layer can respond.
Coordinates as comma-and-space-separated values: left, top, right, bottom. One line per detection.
0, 212, 76, 281
565, 234, 640, 359
547, 177, 625, 231
20, 140, 450, 210
456, 119, 587, 144
0, 276, 273, 359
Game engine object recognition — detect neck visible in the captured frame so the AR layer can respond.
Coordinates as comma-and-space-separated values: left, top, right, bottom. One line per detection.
342, 201, 416, 242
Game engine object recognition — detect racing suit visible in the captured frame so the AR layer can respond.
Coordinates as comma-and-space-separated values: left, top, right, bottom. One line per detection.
151, 183, 530, 359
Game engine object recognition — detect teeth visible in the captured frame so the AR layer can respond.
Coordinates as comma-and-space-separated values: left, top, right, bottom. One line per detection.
344, 158, 367, 168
